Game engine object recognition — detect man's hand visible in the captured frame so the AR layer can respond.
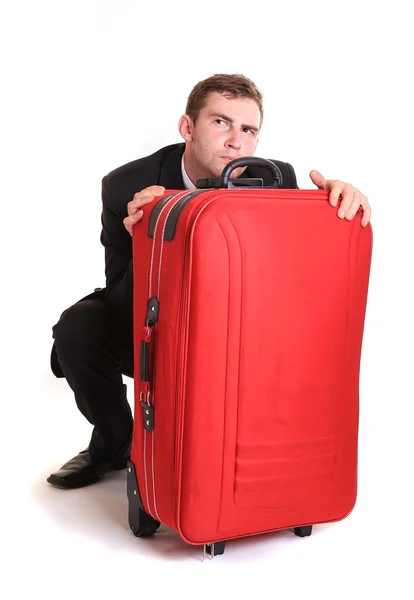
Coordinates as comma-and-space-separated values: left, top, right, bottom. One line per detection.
123, 186, 166, 236
309, 170, 371, 227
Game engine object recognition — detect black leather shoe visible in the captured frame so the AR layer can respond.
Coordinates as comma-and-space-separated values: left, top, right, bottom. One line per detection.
47, 447, 130, 489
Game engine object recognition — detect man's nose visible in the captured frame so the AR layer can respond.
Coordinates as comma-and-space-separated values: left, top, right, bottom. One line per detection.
225, 128, 242, 150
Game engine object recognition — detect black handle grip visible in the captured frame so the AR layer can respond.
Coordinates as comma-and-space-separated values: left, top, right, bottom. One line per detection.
220, 157, 283, 188
140, 341, 150, 382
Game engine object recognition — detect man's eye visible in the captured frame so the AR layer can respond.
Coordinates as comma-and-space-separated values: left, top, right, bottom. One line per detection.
243, 128, 253, 134
216, 119, 225, 125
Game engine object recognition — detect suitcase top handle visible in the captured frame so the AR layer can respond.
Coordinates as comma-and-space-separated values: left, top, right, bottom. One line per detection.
196, 156, 283, 189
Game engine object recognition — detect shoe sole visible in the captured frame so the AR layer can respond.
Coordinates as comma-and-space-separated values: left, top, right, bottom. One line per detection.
46, 462, 127, 489
46, 473, 105, 489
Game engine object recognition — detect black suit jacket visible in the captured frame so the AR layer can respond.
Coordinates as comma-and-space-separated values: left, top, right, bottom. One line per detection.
101, 142, 297, 327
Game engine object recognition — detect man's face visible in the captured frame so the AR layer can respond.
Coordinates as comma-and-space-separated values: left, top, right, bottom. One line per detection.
188, 92, 261, 179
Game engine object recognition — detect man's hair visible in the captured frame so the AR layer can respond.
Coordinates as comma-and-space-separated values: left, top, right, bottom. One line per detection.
185, 73, 264, 128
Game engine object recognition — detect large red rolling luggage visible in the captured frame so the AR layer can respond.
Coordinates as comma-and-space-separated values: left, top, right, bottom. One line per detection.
127, 157, 373, 557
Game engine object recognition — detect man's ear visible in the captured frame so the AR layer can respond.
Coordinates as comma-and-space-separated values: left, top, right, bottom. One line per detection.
178, 114, 193, 142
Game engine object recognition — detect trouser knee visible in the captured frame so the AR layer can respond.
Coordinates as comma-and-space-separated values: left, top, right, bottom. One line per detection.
52, 299, 109, 367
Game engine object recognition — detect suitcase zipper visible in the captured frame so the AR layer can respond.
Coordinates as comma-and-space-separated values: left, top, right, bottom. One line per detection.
142, 191, 197, 522
163, 190, 205, 241
148, 193, 176, 238
141, 192, 184, 520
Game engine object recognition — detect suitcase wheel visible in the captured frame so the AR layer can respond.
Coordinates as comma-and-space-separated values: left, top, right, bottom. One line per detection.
204, 541, 227, 557
293, 525, 313, 537
129, 505, 160, 538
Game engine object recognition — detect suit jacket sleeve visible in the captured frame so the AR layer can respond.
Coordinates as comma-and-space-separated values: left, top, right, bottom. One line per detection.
100, 174, 133, 324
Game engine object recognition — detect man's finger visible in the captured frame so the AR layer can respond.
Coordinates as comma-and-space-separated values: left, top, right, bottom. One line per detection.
128, 195, 159, 216
129, 187, 165, 215
125, 210, 144, 224
123, 210, 144, 236
129, 195, 159, 213
131, 210, 144, 223
344, 194, 362, 221
132, 186, 165, 202
328, 184, 342, 208
309, 170, 327, 189
361, 198, 372, 227
337, 185, 355, 218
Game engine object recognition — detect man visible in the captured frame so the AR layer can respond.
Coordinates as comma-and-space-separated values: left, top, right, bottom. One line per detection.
48, 73, 371, 489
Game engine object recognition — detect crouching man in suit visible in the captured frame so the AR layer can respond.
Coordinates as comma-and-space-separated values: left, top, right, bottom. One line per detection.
48, 73, 371, 489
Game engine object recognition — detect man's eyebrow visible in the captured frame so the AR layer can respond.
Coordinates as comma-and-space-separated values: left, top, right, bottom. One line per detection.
210, 112, 259, 133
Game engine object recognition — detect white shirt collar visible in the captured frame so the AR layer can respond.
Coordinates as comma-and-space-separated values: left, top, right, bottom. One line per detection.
181, 154, 196, 190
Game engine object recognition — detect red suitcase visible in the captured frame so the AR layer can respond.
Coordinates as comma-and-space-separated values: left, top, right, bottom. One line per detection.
127, 158, 373, 557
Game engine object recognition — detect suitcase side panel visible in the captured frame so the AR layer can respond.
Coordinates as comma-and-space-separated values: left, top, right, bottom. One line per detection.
177, 192, 372, 544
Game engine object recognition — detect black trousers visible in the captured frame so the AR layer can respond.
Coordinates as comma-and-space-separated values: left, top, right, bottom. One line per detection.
51, 291, 134, 461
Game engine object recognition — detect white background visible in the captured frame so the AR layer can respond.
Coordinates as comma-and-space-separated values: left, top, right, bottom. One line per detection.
1, 1, 413, 598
